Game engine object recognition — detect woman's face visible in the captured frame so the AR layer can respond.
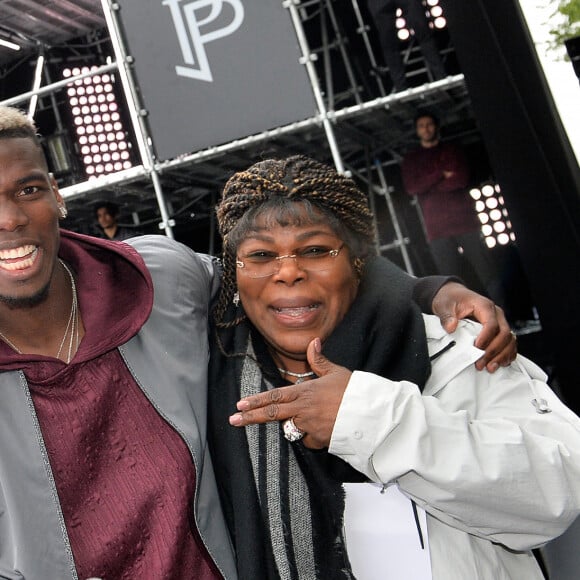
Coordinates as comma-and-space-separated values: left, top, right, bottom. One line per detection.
235, 212, 359, 364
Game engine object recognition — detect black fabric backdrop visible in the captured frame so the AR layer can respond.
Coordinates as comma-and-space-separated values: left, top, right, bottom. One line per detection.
440, 0, 580, 414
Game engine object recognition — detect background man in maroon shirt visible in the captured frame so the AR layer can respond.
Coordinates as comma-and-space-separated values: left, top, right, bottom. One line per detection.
402, 112, 504, 307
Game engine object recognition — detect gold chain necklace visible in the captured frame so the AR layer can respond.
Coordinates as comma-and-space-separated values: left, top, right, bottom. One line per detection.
0, 259, 79, 363
56, 260, 79, 363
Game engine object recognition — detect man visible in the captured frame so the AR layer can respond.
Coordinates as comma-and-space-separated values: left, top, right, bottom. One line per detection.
0, 105, 513, 578
402, 112, 503, 305
0, 106, 236, 579
94, 200, 139, 241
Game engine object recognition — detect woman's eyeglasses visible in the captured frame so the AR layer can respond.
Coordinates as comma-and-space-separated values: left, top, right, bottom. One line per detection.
236, 244, 344, 278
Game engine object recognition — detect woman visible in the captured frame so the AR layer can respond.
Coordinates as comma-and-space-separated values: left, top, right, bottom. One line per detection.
209, 155, 580, 579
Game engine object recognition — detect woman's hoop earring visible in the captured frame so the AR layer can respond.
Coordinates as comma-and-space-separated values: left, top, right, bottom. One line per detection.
58, 206, 68, 219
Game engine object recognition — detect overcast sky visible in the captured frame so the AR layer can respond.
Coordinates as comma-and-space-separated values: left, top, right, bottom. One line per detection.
518, 0, 580, 163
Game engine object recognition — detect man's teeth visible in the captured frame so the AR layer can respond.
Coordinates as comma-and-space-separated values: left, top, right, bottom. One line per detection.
0, 246, 37, 270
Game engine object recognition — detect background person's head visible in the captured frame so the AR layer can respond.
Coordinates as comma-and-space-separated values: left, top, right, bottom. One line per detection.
94, 201, 120, 233
0, 105, 66, 306
414, 112, 440, 148
213, 155, 376, 355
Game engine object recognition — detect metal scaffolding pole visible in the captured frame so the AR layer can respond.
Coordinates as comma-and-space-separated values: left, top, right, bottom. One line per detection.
287, 0, 418, 274
350, 0, 388, 97
27, 51, 45, 120
284, 0, 344, 173
347, 161, 415, 274
373, 160, 414, 274
0, 63, 119, 108
321, 0, 363, 107
101, 0, 175, 238
319, 5, 336, 112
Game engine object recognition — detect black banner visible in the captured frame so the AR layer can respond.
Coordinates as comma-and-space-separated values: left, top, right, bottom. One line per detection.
117, 0, 316, 160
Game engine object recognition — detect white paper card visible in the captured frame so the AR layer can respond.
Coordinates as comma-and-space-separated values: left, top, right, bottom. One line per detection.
343, 482, 432, 580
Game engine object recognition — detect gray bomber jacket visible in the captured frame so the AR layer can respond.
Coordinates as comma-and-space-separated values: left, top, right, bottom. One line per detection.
0, 235, 237, 580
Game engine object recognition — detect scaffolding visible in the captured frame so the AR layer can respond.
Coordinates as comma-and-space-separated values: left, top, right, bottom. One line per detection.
0, 0, 478, 271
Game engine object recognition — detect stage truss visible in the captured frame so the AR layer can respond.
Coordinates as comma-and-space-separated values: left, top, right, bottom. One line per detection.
1, 0, 482, 272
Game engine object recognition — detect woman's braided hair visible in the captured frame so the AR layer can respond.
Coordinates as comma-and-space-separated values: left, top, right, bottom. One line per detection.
213, 155, 376, 333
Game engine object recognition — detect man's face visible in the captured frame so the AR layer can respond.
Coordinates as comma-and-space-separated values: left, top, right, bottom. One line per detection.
415, 116, 439, 146
97, 207, 116, 229
0, 137, 63, 308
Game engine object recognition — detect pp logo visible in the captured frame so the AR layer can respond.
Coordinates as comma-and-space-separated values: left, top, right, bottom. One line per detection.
163, 0, 245, 82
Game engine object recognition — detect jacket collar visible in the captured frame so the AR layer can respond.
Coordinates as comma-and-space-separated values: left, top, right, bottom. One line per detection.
423, 314, 484, 397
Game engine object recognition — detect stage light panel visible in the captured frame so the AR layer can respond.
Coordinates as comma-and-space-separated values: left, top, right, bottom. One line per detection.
64, 65, 133, 180
395, 0, 447, 39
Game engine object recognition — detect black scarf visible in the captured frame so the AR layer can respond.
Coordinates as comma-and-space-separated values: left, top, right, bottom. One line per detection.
208, 256, 430, 579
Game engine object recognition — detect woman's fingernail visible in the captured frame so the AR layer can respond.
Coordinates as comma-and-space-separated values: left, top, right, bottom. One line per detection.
237, 399, 250, 411
488, 362, 499, 373
229, 413, 243, 426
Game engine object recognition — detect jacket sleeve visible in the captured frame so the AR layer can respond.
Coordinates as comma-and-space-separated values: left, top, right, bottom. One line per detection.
328, 320, 580, 551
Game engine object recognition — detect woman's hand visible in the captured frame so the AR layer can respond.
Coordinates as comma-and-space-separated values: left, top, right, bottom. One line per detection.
432, 282, 517, 372
229, 338, 350, 449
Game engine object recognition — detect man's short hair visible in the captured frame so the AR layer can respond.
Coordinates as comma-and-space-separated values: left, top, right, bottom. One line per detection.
0, 105, 43, 147
414, 111, 440, 129
94, 201, 120, 219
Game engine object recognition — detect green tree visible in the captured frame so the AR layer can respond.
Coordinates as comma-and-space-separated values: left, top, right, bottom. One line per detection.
549, 0, 580, 48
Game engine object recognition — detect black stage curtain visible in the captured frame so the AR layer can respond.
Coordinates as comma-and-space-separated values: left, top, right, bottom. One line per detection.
440, 0, 580, 413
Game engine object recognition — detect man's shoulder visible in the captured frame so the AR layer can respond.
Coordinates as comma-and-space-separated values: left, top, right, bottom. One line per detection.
127, 234, 196, 255
126, 234, 185, 252
126, 235, 219, 296
126, 235, 210, 269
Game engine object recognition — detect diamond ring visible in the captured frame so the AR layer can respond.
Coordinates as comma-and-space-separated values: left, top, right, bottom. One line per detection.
283, 418, 305, 442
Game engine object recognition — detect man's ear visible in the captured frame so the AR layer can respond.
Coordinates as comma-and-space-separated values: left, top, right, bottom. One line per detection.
49, 173, 62, 201
50, 174, 67, 219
